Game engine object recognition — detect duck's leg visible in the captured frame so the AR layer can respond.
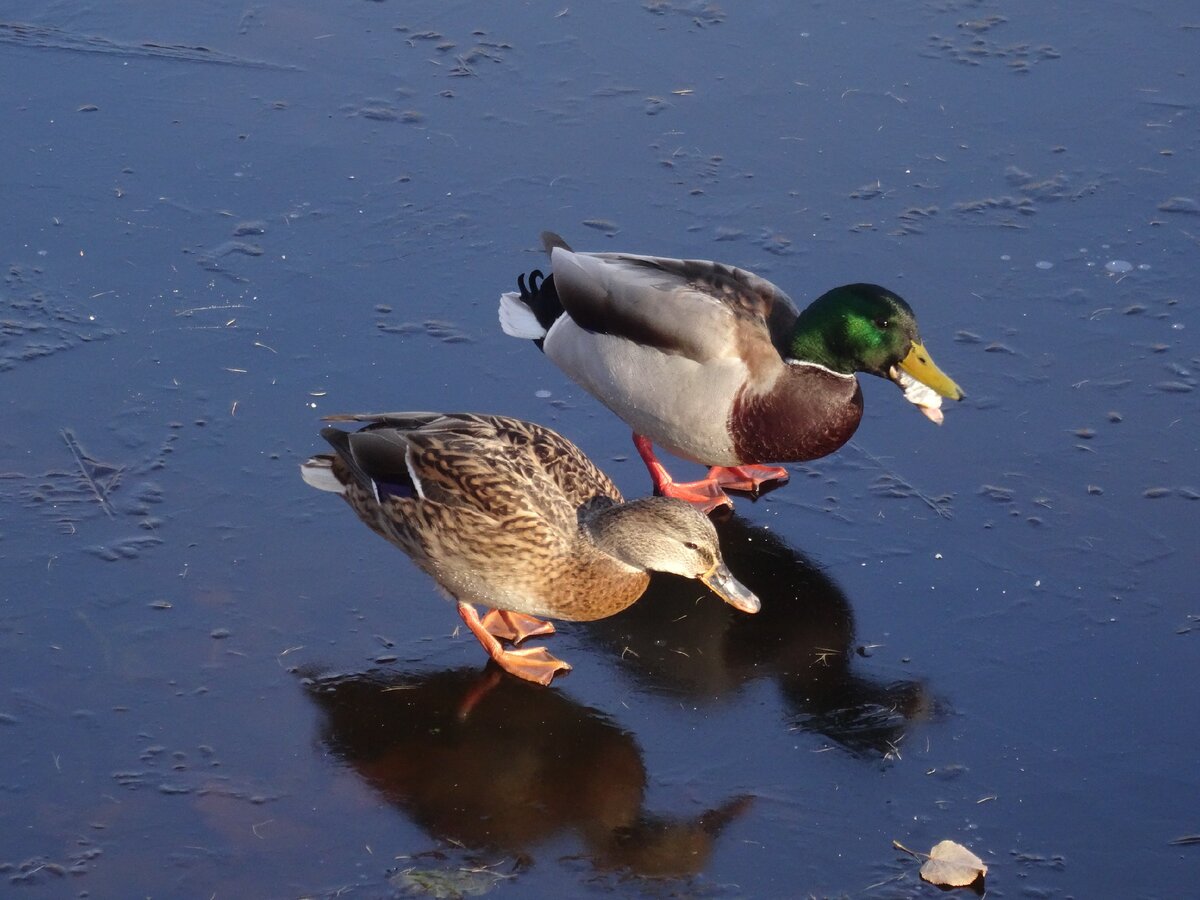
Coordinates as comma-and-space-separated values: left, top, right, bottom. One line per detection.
458, 603, 572, 686
479, 608, 557, 644
455, 667, 504, 721
633, 434, 734, 513
705, 464, 790, 492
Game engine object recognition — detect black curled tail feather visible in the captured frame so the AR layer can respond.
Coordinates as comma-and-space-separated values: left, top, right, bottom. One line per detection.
517, 268, 564, 349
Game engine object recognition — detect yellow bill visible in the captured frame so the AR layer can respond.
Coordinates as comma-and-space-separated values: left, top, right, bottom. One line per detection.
890, 341, 963, 426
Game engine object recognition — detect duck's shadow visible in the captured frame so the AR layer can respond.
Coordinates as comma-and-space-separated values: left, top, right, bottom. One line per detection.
300, 514, 937, 880
582, 512, 936, 757
302, 666, 751, 879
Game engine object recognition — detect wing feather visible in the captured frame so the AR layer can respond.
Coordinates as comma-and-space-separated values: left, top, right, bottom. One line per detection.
550, 247, 799, 362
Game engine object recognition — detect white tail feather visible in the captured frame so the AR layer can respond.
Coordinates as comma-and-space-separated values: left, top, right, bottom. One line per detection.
498, 291, 546, 340
300, 457, 345, 494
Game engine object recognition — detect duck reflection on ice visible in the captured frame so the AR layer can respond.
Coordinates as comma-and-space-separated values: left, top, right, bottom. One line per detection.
584, 513, 935, 757
303, 667, 751, 878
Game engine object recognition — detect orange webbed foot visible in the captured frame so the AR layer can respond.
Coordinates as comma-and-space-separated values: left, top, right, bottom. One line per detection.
633, 433, 735, 513
706, 464, 790, 493
655, 477, 735, 513
479, 609, 557, 644
491, 645, 573, 686
458, 603, 572, 686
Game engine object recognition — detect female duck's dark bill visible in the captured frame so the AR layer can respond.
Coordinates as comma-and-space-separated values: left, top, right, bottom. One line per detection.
701, 562, 761, 614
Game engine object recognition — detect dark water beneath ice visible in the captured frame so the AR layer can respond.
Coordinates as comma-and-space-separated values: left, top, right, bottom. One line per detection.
2, 2, 1197, 896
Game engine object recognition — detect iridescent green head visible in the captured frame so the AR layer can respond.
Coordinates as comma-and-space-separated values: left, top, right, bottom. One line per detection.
788, 283, 963, 408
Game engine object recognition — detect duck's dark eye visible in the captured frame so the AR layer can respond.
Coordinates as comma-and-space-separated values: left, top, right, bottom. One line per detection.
875, 318, 890, 329
683, 541, 700, 551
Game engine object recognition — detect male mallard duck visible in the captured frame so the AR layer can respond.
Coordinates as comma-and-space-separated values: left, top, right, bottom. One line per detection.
499, 233, 964, 511
301, 412, 759, 685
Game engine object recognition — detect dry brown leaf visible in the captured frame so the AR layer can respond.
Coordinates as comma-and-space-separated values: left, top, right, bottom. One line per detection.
919, 839, 987, 887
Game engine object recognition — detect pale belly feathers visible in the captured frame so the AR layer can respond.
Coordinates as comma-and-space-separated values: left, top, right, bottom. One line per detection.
544, 316, 748, 466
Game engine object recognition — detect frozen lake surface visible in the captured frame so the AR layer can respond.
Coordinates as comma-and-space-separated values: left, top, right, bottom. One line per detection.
2, 2, 1197, 896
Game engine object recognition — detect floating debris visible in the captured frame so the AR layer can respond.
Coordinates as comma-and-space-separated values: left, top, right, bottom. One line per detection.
850, 181, 885, 200
582, 218, 620, 235
644, 96, 670, 115
979, 484, 1014, 502
0, 20, 300, 70
1158, 196, 1200, 215
1, 265, 120, 370
61, 429, 119, 518
926, 24, 1060, 74
86, 535, 164, 561
643, 0, 726, 26
377, 319, 473, 344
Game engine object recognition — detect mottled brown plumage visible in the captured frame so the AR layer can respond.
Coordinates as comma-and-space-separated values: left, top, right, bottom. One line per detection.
301, 412, 759, 684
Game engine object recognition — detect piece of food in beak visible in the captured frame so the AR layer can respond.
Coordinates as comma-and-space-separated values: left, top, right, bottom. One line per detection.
892, 367, 946, 425
891, 341, 964, 425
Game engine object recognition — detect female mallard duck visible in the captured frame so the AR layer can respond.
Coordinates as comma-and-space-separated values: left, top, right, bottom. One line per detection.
301, 412, 759, 685
499, 233, 964, 511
